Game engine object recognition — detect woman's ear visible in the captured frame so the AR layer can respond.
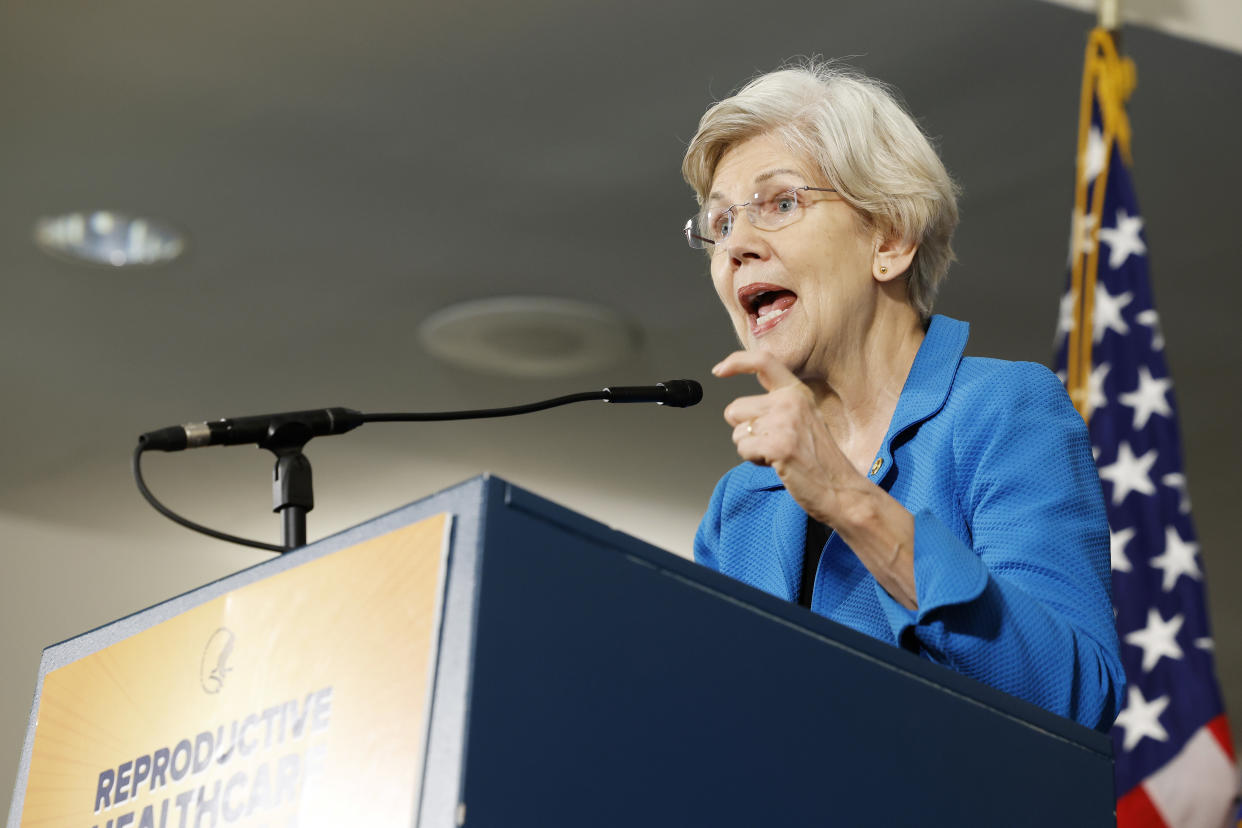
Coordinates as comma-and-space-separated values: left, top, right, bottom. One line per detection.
873, 232, 918, 283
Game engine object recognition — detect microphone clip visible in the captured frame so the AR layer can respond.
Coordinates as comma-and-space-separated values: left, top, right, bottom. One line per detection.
262, 419, 319, 551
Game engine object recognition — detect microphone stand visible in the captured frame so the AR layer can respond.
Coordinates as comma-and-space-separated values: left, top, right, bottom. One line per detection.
263, 420, 316, 550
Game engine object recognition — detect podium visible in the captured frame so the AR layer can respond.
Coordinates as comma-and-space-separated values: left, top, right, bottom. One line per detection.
8, 476, 1114, 827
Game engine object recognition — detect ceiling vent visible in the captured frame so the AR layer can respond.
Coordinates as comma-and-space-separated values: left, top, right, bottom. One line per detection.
418, 296, 637, 378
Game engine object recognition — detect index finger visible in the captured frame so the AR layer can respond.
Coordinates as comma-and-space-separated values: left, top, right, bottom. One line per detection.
711, 349, 801, 392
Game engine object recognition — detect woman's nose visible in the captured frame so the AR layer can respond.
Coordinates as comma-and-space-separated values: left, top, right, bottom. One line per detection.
723, 212, 768, 264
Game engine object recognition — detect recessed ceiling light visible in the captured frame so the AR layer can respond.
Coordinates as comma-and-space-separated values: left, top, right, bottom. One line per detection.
33, 210, 186, 267
418, 296, 638, 378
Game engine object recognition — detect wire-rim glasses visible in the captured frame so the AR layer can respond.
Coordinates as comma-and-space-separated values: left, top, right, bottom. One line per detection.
684, 185, 837, 250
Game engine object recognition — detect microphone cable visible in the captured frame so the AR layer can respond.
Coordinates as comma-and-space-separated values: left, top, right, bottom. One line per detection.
133, 442, 286, 553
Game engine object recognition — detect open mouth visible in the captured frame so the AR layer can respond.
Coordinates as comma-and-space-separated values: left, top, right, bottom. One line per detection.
737, 282, 797, 334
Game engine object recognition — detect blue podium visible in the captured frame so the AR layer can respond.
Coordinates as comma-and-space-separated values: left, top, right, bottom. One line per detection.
8, 475, 1114, 827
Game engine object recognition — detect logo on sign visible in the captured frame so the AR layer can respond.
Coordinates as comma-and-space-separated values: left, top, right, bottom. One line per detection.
200, 627, 236, 694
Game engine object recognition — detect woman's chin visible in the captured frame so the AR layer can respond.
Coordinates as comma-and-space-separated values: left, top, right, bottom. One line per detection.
748, 339, 807, 371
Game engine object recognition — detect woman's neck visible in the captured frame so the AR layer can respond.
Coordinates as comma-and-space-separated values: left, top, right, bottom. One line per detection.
807, 300, 926, 471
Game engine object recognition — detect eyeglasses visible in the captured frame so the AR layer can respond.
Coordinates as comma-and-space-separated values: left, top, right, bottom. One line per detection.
684, 185, 837, 250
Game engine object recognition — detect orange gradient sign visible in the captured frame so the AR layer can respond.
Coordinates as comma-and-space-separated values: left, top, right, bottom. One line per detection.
18, 513, 449, 828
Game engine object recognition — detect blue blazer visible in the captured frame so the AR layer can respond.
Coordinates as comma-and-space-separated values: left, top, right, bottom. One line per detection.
695, 315, 1126, 732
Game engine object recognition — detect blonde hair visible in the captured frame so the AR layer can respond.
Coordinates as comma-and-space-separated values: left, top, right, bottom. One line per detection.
682, 61, 960, 318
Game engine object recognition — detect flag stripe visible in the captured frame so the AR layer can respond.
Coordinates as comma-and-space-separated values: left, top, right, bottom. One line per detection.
1144, 723, 1238, 828
1118, 784, 1167, 828
1206, 714, 1236, 760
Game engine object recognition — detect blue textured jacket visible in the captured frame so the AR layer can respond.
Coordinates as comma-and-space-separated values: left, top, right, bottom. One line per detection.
695, 315, 1125, 732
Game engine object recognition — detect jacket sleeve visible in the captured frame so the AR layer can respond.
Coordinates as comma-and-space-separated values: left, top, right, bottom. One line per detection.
694, 473, 727, 570
872, 362, 1126, 732
693, 468, 803, 600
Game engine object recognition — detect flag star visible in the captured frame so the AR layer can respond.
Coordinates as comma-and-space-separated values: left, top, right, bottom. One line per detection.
1151, 526, 1202, 591
1136, 309, 1165, 350
1098, 208, 1147, 269
1055, 290, 1076, 342
1118, 365, 1173, 430
1162, 472, 1191, 514
1081, 125, 1108, 183
1068, 208, 1098, 265
1087, 361, 1110, 413
1114, 686, 1170, 751
1097, 442, 1157, 505
1124, 608, 1185, 672
1110, 526, 1136, 573
1196, 637, 1215, 651
1093, 284, 1133, 342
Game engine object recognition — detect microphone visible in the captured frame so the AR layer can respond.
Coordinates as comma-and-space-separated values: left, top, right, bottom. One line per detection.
139, 407, 365, 452
602, 379, 703, 407
137, 379, 702, 453
133, 379, 703, 553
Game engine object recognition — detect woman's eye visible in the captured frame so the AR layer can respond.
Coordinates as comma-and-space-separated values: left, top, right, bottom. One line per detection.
712, 211, 733, 237
775, 196, 797, 213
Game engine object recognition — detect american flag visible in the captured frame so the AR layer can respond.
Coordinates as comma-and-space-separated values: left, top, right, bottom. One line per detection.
1054, 28, 1238, 826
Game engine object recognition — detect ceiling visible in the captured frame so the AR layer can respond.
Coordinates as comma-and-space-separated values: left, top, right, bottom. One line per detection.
2, 0, 1240, 816
1043, 0, 1242, 54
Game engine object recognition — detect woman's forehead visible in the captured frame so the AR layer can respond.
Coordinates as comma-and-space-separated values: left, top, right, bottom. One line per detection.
707, 135, 815, 202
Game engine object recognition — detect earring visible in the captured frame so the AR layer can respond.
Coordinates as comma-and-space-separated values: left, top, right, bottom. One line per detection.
879, 265, 888, 274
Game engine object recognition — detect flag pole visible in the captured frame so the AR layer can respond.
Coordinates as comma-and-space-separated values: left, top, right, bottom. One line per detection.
1098, 0, 1120, 31
1099, 0, 1122, 52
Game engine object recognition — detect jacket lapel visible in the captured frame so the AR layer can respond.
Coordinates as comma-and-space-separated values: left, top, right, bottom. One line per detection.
871, 315, 970, 480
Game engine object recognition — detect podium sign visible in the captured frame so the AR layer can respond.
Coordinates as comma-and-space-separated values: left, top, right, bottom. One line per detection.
13, 514, 449, 828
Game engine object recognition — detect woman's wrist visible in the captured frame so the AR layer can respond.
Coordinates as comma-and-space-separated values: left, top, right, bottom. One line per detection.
833, 485, 918, 610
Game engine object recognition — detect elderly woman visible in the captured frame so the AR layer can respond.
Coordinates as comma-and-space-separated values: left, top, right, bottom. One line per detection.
683, 63, 1124, 732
